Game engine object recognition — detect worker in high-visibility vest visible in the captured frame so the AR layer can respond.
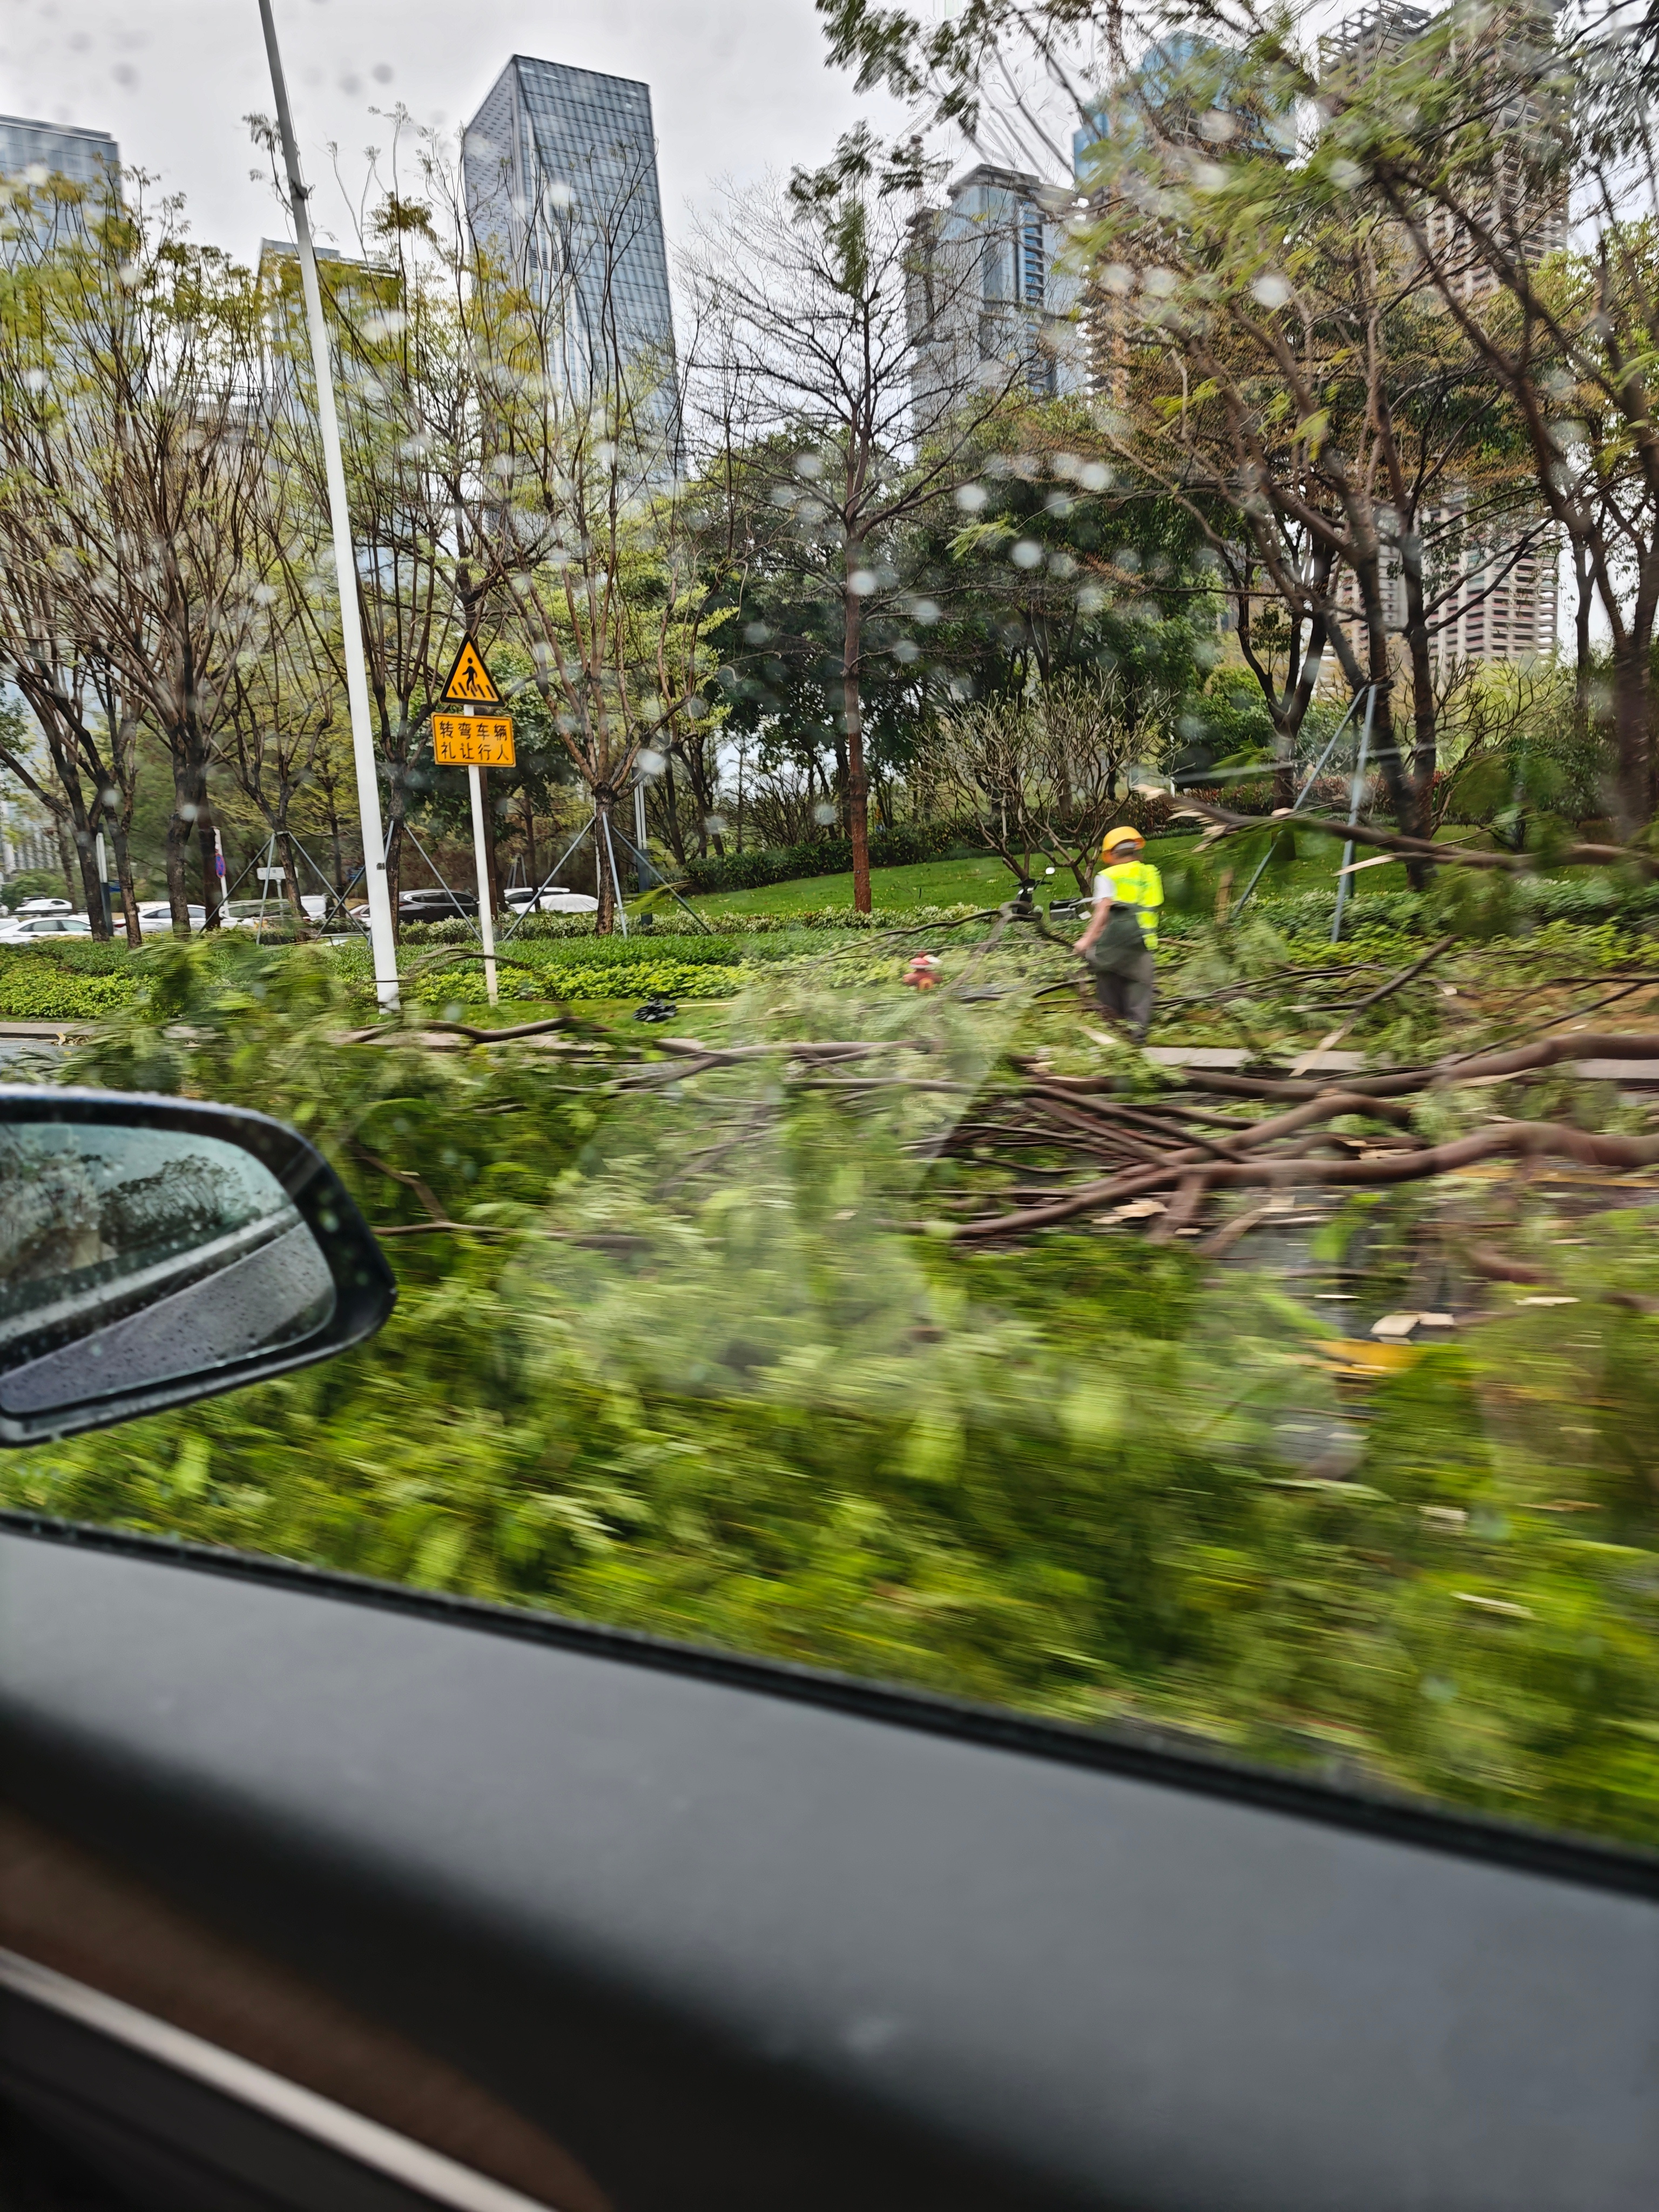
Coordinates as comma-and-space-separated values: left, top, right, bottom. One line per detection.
1073, 826, 1163, 1042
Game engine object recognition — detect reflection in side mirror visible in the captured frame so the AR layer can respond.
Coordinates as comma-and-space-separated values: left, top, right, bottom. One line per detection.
0, 1090, 396, 1445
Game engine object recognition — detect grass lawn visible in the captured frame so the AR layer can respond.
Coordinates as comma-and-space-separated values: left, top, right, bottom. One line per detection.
683, 831, 1417, 920
683, 852, 1025, 917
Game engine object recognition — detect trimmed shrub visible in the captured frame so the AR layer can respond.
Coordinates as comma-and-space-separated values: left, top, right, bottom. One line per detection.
0, 951, 142, 1019
677, 818, 976, 894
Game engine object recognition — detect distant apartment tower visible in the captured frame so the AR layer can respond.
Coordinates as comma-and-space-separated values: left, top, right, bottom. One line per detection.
0, 114, 118, 190
463, 58, 678, 454
1318, 3, 1561, 665
1316, 3, 1431, 91
1072, 38, 1295, 407
907, 165, 1086, 427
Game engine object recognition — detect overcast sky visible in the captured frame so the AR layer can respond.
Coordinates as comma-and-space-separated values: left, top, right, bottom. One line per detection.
0, 0, 904, 260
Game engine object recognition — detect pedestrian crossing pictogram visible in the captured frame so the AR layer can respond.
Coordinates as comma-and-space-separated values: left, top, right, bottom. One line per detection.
440, 638, 501, 705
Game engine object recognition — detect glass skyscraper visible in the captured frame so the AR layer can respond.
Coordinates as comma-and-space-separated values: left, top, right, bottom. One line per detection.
463, 58, 678, 457
0, 114, 118, 191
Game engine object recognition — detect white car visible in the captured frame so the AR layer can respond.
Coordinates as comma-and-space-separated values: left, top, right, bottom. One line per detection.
0, 912, 92, 941
506, 886, 599, 915
134, 902, 208, 933
12, 896, 73, 915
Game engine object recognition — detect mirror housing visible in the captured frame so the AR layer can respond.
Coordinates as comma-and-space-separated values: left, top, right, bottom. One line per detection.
0, 1088, 396, 1445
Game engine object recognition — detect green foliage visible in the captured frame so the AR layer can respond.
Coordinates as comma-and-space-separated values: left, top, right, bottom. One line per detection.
6, 940, 1659, 1846
678, 818, 973, 893
1, 868, 71, 909
0, 949, 141, 1018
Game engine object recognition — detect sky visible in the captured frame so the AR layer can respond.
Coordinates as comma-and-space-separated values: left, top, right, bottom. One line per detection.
0, 0, 904, 262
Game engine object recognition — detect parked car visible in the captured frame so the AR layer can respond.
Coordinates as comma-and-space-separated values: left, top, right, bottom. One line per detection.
505, 885, 599, 914
0, 912, 92, 941
398, 886, 478, 920
133, 902, 207, 933
219, 899, 307, 934
11, 895, 73, 915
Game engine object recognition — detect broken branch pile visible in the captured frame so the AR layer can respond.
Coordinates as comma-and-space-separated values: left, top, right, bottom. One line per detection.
936, 1031, 1659, 1243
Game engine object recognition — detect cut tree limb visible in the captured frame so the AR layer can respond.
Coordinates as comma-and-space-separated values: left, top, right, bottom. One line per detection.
1174, 794, 1640, 873
950, 1120, 1659, 1241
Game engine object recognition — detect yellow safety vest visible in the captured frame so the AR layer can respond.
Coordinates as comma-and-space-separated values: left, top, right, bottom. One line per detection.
1098, 858, 1164, 950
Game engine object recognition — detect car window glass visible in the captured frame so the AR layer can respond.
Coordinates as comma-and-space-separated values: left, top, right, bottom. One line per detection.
2, 0, 1658, 1864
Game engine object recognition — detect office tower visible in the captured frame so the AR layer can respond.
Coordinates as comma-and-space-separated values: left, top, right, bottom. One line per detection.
462, 58, 678, 453
0, 114, 119, 264
0, 115, 118, 191
906, 164, 1086, 428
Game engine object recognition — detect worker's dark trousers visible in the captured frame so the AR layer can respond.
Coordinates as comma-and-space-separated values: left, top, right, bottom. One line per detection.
1090, 948, 1155, 1041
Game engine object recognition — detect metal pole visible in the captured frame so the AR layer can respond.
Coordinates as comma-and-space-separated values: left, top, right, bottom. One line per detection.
466, 762, 499, 1004
1231, 684, 1370, 922
257, 0, 399, 1010
95, 829, 111, 934
634, 776, 651, 895
1330, 685, 1378, 946
599, 810, 629, 938
609, 821, 716, 933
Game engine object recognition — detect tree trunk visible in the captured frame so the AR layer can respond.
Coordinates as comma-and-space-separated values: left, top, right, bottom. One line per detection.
164, 754, 194, 934
480, 766, 504, 920
593, 791, 617, 935
1272, 724, 1297, 814
521, 788, 538, 889
385, 792, 405, 946
1573, 543, 1594, 744
197, 812, 223, 930
106, 812, 142, 946
53, 814, 77, 903
843, 577, 871, 913
53, 765, 111, 938
72, 821, 109, 937
653, 756, 687, 866
1610, 640, 1652, 841
190, 732, 224, 930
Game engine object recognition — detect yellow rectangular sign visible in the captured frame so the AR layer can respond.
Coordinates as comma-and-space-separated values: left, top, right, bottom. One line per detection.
433, 713, 515, 768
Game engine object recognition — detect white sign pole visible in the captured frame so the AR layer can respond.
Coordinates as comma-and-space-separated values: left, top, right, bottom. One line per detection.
257, 0, 399, 1009
467, 754, 499, 1006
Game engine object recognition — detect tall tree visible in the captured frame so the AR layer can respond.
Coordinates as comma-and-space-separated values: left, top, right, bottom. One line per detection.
0, 170, 274, 931
685, 130, 1016, 911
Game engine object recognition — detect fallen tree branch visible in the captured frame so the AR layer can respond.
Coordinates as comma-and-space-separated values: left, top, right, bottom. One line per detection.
948, 1118, 1659, 1241
1174, 794, 1640, 873
1290, 935, 1458, 1073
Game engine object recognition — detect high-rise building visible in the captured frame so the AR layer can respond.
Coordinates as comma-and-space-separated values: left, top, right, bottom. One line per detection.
0, 114, 119, 264
906, 164, 1087, 428
1316, 3, 1432, 94
1318, 3, 1562, 666
1072, 39, 1295, 409
0, 114, 118, 191
462, 58, 678, 452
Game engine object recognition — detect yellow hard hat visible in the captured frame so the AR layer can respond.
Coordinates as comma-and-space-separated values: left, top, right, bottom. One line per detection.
1101, 825, 1145, 852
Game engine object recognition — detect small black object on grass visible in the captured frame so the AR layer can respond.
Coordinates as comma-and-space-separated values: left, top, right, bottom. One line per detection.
635, 994, 679, 1023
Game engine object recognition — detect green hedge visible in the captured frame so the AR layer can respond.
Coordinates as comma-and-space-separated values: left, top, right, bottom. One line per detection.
677, 819, 974, 894
0, 950, 143, 1019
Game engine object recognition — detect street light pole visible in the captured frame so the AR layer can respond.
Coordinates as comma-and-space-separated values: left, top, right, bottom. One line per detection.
257, 0, 399, 1008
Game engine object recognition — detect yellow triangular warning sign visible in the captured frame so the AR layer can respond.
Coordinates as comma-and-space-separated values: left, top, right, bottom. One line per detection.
440, 638, 501, 705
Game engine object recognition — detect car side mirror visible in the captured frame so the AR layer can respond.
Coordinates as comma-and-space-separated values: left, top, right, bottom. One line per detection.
0, 1088, 396, 1444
